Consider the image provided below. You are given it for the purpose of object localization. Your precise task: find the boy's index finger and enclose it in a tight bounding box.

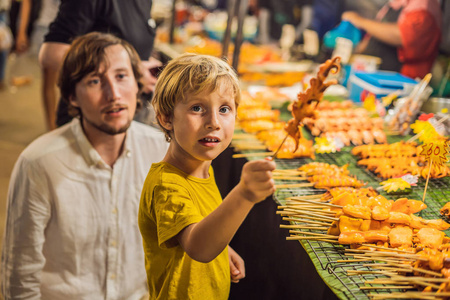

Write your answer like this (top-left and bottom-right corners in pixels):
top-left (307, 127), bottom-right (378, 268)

top-left (247, 159), bottom-right (276, 172)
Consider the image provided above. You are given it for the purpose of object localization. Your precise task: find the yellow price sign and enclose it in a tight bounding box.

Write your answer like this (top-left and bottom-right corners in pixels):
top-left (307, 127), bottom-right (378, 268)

top-left (420, 140), bottom-right (449, 167)
top-left (410, 120), bottom-right (440, 143)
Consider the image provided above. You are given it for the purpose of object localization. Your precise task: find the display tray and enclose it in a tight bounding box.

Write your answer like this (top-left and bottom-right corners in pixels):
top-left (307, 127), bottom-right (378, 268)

top-left (271, 148), bottom-right (450, 300)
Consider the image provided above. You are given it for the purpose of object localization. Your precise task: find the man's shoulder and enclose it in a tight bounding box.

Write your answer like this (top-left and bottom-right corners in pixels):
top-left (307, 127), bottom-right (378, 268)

top-left (129, 122), bottom-right (167, 145)
top-left (21, 123), bottom-right (75, 161)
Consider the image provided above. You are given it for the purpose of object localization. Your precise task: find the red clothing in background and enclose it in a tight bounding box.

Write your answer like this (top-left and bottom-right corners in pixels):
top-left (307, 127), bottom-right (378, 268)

top-left (378, 0), bottom-right (441, 79)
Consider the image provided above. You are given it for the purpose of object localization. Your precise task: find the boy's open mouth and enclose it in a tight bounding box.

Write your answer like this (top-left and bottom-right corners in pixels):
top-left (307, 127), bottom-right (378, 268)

top-left (200, 137), bottom-right (219, 142)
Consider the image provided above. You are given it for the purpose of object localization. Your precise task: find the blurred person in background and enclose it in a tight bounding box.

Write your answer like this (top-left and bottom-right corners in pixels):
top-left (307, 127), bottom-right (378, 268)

top-left (0, 0), bottom-right (10, 89)
top-left (1, 32), bottom-right (168, 300)
top-left (342, 0), bottom-right (442, 79)
top-left (39, 0), bottom-right (160, 131)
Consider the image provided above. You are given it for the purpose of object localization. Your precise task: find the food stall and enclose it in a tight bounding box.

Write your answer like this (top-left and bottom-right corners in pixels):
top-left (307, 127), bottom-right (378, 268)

top-left (153, 5), bottom-right (450, 298)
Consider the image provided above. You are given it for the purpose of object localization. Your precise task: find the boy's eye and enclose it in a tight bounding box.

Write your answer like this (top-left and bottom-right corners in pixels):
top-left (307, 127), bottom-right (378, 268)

top-left (117, 73), bottom-right (127, 79)
top-left (219, 106), bottom-right (231, 113)
top-left (191, 106), bottom-right (203, 112)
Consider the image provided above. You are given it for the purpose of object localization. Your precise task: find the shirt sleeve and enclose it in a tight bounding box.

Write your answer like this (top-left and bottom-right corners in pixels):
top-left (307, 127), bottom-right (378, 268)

top-left (1, 157), bottom-right (51, 299)
top-left (44, 0), bottom-right (98, 44)
top-left (152, 183), bottom-right (204, 249)
top-left (398, 10), bottom-right (441, 62)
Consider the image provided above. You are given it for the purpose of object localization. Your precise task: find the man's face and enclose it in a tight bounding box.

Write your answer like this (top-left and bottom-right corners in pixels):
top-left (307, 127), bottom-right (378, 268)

top-left (70, 44), bottom-right (138, 137)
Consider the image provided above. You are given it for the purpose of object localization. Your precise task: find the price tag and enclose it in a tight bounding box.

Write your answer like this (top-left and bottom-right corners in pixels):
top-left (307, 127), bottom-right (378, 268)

top-left (410, 120), bottom-right (440, 143)
top-left (420, 140), bottom-right (449, 167)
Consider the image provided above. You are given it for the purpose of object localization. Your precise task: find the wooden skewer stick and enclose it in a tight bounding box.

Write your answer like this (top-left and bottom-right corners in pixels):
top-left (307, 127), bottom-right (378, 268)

top-left (359, 285), bottom-right (415, 290)
top-left (368, 277), bottom-right (441, 290)
top-left (346, 270), bottom-right (398, 276)
top-left (288, 230), bottom-right (337, 238)
top-left (279, 206), bottom-right (336, 215)
top-left (360, 244), bottom-right (415, 254)
top-left (287, 194), bottom-right (326, 200)
top-left (233, 145), bottom-right (268, 151)
top-left (276, 211), bottom-right (334, 223)
top-left (370, 293), bottom-right (438, 300)
top-left (336, 259), bottom-right (373, 263)
top-left (286, 236), bottom-right (339, 243)
top-left (232, 152), bottom-right (273, 158)
top-left (283, 202), bottom-right (332, 209)
top-left (273, 169), bottom-right (305, 175)
top-left (282, 208), bottom-right (338, 221)
top-left (389, 276), bottom-right (449, 283)
top-left (347, 250), bottom-right (423, 260)
top-left (280, 225), bottom-right (330, 230)
top-left (287, 197), bottom-right (342, 208)
top-left (282, 217), bottom-right (333, 226)
top-left (273, 176), bottom-right (308, 180)
top-left (271, 132), bottom-right (290, 159)
top-left (350, 255), bottom-right (413, 263)
top-left (276, 183), bottom-right (314, 188)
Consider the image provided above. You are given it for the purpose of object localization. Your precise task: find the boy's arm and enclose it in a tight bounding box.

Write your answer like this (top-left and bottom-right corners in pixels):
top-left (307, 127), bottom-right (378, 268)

top-left (176, 159), bottom-right (276, 263)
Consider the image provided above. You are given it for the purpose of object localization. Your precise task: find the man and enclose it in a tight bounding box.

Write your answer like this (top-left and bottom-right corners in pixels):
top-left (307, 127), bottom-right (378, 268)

top-left (39, 0), bottom-right (160, 130)
top-left (342, 0), bottom-right (441, 79)
top-left (1, 32), bottom-right (168, 299)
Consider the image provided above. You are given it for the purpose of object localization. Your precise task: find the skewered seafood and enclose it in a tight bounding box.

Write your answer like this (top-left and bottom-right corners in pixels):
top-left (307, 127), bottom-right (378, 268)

top-left (273, 57), bottom-right (341, 156)
top-left (440, 202), bottom-right (450, 217)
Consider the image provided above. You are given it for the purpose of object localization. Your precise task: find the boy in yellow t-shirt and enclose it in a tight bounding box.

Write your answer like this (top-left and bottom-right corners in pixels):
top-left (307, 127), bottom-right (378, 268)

top-left (138, 53), bottom-right (276, 300)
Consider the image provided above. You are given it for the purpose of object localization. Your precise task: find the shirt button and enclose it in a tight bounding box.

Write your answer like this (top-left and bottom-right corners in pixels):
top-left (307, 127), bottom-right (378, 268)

top-left (112, 208), bottom-right (117, 214)
top-left (126, 151), bottom-right (131, 158)
top-left (111, 240), bottom-right (117, 247)
top-left (110, 274), bottom-right (116, 279)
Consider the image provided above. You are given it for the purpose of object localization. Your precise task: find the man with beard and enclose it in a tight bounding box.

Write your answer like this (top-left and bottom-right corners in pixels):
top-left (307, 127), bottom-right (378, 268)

top-left (1, 32), bottom-right (168, 300)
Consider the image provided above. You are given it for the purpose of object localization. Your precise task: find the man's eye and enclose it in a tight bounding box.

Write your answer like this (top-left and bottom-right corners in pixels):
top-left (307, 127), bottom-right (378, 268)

top-left (117, 73), bottom-right (127, 79)
top-left (88, 79), bottom-right (100, 85)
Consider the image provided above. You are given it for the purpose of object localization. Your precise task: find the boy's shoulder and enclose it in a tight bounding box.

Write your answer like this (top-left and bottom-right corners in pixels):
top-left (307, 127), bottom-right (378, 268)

top-left (149, 162), bottom-right (189, 186)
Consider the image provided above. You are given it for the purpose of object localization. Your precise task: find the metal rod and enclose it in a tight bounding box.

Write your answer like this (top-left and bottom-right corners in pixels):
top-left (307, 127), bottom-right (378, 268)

top-left (169, 0), bottom-right (177, 44)
top-left (222, 0), bottom-right (237, 58)
top-left (232, 0), bottom-right (248, 71)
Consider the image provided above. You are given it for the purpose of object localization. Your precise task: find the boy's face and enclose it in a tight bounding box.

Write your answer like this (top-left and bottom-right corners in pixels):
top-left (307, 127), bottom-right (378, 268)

top-left (70, 44), bottom-right (138, 137)
top-left (166, 84), bottom-right (236, 163)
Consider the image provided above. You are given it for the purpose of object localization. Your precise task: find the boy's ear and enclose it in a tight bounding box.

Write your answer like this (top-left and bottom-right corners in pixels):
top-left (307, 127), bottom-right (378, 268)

top-left (157, 113), bottom-right (173, 131)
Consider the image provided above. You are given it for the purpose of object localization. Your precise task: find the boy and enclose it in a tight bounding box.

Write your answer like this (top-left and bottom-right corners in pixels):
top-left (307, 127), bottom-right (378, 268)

top-left (138, 53), bottom-right (276, 299)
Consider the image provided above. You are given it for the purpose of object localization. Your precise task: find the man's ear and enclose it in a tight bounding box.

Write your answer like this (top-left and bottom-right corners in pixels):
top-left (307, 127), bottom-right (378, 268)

top-left (69, 95), bottom-right (80, 108)
top-left (157, 113), bottom-right (173, 131)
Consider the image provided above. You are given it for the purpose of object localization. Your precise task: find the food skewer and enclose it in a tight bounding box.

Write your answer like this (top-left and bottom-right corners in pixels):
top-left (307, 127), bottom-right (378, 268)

top-left (232, 152), bottom-right (273, 158)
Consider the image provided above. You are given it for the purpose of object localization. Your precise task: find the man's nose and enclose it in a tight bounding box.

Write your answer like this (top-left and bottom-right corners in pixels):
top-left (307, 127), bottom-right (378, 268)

top-left (103, 78), bottom-right (121, 101)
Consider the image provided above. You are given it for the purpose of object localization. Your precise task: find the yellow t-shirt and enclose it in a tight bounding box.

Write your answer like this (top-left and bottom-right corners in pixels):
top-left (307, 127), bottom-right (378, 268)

top-left (138, 162), bottom-right (230, 300)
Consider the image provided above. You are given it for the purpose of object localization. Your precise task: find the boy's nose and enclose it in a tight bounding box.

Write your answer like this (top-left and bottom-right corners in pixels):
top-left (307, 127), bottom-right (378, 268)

top-left (206, 111), bottom-right (220, 129)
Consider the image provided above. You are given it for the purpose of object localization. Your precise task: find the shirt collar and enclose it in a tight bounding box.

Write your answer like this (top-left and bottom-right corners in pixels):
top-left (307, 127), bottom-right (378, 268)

top-left (70, 118), bottom-right (133, 167)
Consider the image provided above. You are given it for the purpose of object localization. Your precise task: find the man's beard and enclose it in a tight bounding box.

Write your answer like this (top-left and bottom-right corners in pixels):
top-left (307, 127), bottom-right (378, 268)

top-left (83, 116), bottom-right (132, 135)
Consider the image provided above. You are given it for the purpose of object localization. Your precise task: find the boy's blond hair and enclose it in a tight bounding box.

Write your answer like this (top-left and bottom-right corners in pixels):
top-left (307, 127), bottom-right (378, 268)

top-left (152, 53), bottom-right (241, 142)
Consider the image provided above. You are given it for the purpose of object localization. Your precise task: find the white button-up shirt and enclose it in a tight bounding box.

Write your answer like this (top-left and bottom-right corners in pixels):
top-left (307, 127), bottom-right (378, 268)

top-left (1, 119), bottom-right (168, 300)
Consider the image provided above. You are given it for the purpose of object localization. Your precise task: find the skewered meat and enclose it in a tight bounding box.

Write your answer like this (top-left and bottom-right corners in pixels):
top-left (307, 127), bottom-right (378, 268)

top-left (388, 226), bottom-right (413, 247)
top-left (417, 228), bottom-right (445, 249)
top-left (342, 204), bottom-right (372, 220)
top-left (391, 198), bottom-right (427, 214)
